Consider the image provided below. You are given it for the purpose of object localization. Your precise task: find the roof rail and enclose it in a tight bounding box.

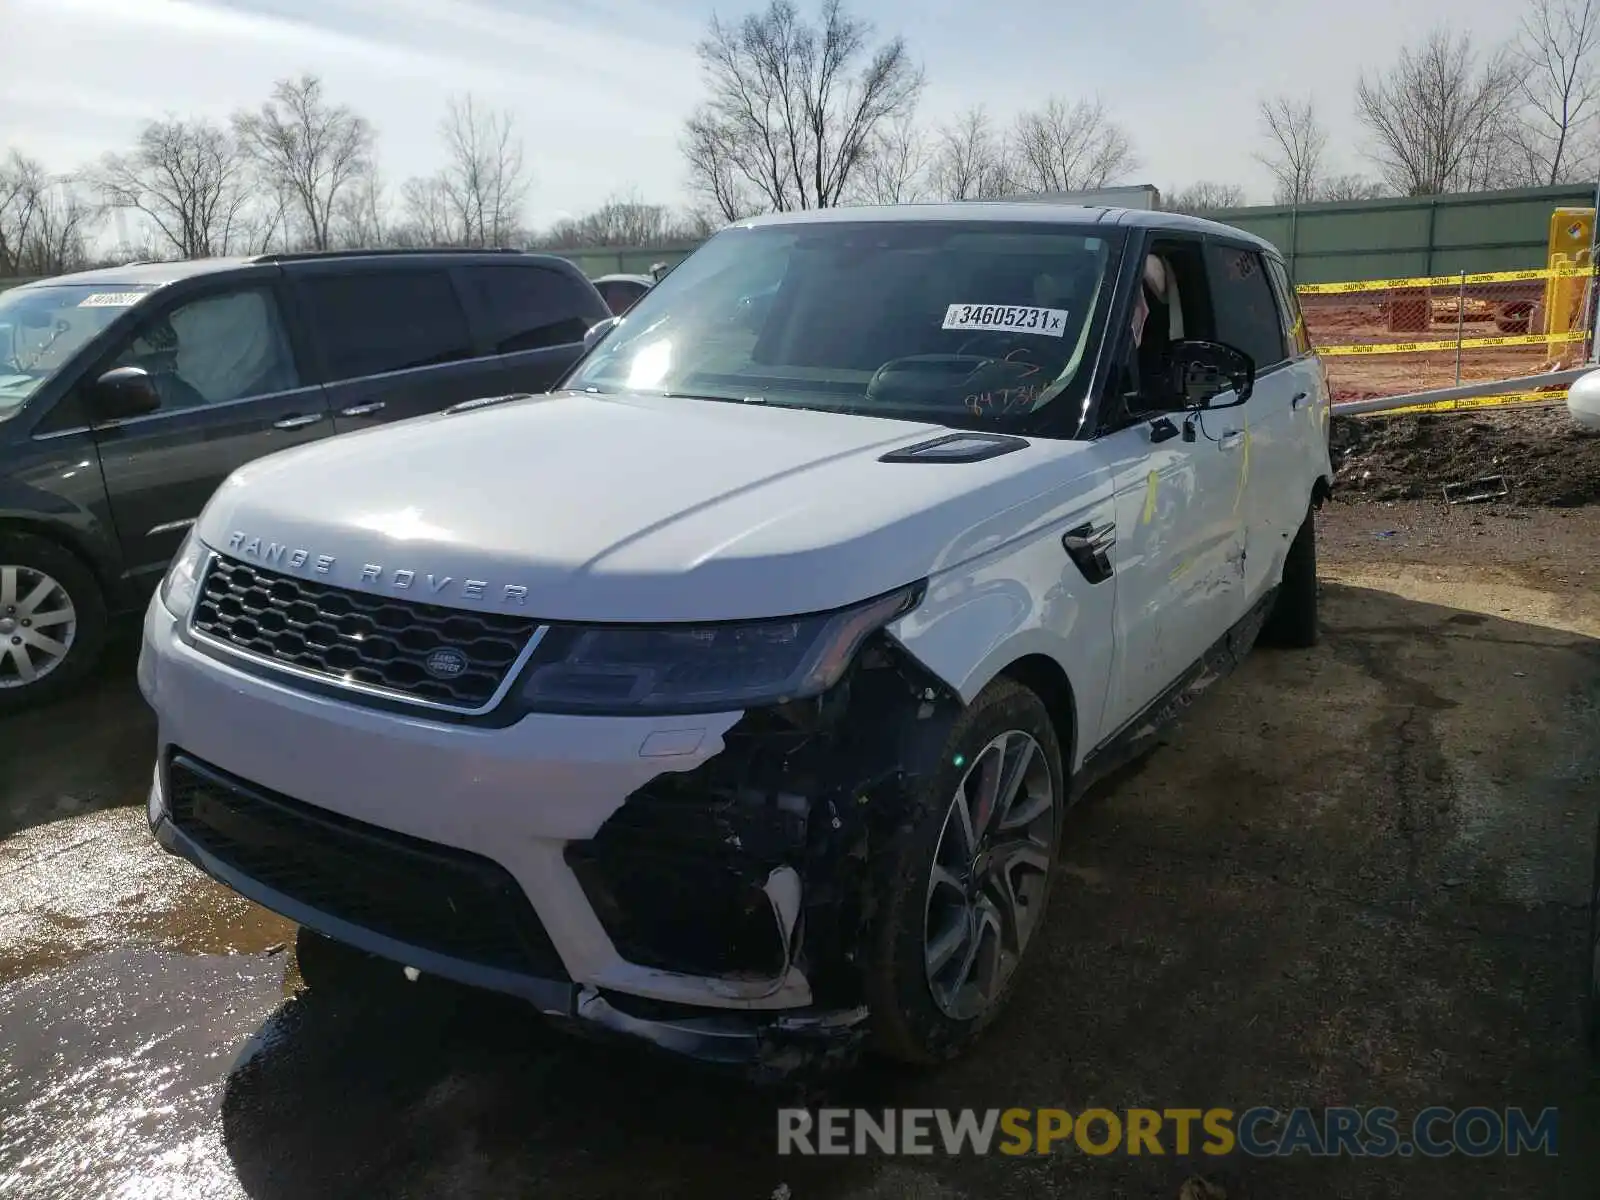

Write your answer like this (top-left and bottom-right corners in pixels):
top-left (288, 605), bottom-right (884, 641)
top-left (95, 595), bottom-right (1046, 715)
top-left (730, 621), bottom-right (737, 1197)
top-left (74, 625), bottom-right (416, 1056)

top-left (248, 247), bottom-right (526, 264)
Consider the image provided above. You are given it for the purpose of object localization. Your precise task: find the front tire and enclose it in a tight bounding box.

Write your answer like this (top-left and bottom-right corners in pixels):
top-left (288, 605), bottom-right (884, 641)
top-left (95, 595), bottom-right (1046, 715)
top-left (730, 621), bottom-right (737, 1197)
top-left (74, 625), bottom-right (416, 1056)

top-left (0, 533), bottom-right (107, 712)
top-left (867, 678), bottom-right (1065, 1065)
top-left (1260, 505), bottom-right (1319, 649)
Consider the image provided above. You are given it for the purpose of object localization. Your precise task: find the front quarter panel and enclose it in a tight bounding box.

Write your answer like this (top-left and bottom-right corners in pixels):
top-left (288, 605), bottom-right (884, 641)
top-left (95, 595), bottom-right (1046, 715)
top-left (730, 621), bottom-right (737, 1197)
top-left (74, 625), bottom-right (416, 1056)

top-left (0, 425), bottom-right (121, 595)
top-left (887, 448), bottom-right (1120, 771)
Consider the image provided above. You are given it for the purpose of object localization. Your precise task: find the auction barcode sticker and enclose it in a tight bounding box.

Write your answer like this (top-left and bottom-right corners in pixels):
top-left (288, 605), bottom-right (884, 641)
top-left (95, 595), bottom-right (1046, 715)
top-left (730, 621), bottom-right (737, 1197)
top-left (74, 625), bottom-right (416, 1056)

top-left (78, 292), bottom-right (145, 308)
top-left (942, 304), bottom-right (1068, 337)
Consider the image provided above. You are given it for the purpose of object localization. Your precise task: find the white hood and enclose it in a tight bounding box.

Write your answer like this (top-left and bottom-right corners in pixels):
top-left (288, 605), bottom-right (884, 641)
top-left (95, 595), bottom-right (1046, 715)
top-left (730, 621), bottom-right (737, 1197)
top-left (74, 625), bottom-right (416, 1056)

top-left (196, 391), bottom-right (1101, 622)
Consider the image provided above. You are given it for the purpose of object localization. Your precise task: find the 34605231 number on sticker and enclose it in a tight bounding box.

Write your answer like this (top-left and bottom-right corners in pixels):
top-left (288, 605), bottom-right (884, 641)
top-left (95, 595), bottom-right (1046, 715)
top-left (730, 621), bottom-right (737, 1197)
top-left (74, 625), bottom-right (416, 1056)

top-left (77, 293), bottom-right (146, 308)
top-left (942, 304), bottom-right (1069, 337)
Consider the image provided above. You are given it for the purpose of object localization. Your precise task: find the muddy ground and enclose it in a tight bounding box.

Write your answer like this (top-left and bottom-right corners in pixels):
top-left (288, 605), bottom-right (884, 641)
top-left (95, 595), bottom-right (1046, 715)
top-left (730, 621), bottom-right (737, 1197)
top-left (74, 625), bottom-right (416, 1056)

top-left (1331, 407), bottom-right (1600, 507)
top-left (2, 499), bottom-right (1599, 1200)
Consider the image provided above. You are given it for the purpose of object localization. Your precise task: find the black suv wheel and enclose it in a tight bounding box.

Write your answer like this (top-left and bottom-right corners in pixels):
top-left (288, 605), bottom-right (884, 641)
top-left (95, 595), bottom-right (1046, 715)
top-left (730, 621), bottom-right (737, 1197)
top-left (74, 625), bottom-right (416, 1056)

top-left (0, 533), bottom-right (107, 712)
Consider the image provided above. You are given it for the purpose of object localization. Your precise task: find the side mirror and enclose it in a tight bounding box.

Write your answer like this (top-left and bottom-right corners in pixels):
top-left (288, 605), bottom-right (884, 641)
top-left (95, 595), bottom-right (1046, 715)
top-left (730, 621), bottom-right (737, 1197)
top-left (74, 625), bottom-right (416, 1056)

top-left (87, 366), bottom-right (162, 421)
top-left (583, 316), bottom-right (620, 354)
top-left (1169, 340), bottom-right (1254, 408)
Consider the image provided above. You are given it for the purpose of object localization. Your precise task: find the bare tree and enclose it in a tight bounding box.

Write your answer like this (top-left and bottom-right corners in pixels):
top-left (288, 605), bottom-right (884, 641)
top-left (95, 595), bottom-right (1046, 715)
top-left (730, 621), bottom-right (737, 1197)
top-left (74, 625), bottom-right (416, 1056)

top-left (1010, 96), bottom-right (1138, 194)
top-left (537, 191), bottom-right (699, 248)
top-left (25, 182), bottom-right (93, 275)
top-left (682, 0), bottom-right (924, 219)
top-left (926, 106), bottom-right (1015, 200)
top-left (0, 151), bottom-right (46, 276)
top-left (1355, 28), bottom-right (1525, 195)
top-left (850, 115), bottom-right (929, 203)
top-left (1, 152), bottom-right (93, 276)
top-left (1256, 95), bottom-right (1328, 205)
top-left (1166, 181), bottom-right (1246, 214)
top-left (233, 74), bottom-right (375, 250)
top-left (394, 176), bottom-right (458, 247)
top-left (1508, 0), bottom-right (1600, 184)
top-left (436, 95), bottom-right (530, 247)
top-left (331, 169), bottom-right (389, 249)
top-left (1319, 173), bottom-right (1389, 201)
top-left (92, 118), bottom-right (250, 259)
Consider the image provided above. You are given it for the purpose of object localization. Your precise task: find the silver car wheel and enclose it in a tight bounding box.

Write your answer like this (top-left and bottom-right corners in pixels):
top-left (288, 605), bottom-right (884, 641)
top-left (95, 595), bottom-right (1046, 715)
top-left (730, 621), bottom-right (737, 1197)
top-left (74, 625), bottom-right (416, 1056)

top-left (0, 565), bottom-right (78, 689)
top-left (923, 729), bottom-right (1057, 1022)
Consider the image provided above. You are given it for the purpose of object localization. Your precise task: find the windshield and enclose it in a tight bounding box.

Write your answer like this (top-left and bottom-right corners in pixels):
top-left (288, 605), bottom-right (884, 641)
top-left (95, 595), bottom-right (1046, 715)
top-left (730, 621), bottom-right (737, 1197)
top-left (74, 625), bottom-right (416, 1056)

top-left (565, 221), bottom-right (1124, 432)
top-left (0, 283), bottom-right (154, 421)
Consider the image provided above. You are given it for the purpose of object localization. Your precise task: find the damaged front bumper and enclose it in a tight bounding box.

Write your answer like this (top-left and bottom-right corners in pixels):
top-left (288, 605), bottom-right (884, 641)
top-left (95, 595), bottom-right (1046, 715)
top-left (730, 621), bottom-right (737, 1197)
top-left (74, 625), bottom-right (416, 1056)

top-left (142, 589), bottom-right (963, 1076)
top-left (148, 765), bottom-right (869, 1076)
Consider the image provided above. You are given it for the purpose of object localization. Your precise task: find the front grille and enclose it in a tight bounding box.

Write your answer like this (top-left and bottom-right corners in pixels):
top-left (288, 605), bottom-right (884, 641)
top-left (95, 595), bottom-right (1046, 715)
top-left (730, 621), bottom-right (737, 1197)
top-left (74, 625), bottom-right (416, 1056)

top-left (191, 554), bottom-right (539, 710)
top-left (166, 753), bottom-right (569, 980)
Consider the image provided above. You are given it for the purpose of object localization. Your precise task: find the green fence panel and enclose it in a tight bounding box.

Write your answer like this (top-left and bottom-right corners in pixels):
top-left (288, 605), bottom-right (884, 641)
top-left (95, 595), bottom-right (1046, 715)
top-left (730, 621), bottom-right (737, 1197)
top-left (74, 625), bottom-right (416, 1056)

top-left (1215, 183), bottom-right (1596, 284)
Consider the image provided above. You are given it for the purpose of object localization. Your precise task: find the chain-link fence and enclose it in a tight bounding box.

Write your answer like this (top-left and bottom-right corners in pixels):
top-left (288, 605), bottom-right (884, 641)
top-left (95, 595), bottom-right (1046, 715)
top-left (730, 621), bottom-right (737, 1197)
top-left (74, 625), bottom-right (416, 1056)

top-left (1299, 263), bottom-right (1595, 405)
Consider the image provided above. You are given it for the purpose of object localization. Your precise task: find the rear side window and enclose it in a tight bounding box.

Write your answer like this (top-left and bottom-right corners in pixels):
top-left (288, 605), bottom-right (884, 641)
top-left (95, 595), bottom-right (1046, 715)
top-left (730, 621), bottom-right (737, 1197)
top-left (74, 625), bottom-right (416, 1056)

top-left (459, 265), bottom-right (600, 354)
top-left (299, 270), bottom-right (473, 382)
top-left (1264, 257), bottom-right (1313, 355)
top-left (1206, 245), bottom-right (1289, 371)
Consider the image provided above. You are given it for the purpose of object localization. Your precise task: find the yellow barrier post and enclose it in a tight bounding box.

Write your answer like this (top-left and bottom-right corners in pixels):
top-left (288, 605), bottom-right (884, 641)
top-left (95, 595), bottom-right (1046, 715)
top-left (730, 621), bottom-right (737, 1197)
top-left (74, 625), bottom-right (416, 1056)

top-left (1546, 208), bottom-right (1594, 357)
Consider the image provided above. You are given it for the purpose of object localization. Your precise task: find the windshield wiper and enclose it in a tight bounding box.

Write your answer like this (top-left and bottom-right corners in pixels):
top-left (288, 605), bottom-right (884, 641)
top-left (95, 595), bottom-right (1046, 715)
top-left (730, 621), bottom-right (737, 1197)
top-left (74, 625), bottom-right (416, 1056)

top-left (660, 391), bottom-right (764, 404)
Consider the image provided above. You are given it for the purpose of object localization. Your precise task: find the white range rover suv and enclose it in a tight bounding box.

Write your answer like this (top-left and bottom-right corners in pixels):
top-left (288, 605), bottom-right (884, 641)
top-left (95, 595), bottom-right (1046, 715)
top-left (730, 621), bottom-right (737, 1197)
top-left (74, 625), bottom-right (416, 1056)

top-left (139, 204), bottom-right (1333, 1072)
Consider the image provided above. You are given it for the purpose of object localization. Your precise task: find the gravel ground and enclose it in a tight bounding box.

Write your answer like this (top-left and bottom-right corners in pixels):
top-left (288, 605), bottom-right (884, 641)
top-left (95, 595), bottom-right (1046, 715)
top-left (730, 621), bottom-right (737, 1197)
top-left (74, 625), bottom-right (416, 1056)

top-left (1, 500), bottom-right (1597, 1200)
top-left (1330, 408), bottom-right (1600, 507)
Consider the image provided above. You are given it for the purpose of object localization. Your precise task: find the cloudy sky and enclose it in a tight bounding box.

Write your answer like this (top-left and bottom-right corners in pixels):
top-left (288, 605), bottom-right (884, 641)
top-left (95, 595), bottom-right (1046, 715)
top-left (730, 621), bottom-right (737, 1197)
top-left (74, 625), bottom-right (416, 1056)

top-left (2, 0), bottom-right (1533, 229)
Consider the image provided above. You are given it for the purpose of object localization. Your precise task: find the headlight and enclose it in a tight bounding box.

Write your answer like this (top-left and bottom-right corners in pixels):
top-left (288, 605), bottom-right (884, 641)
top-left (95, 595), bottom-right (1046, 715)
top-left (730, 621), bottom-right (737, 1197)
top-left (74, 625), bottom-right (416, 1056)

top-left (518, 585), bottom-right (921, 715)
top-left (157, 532), bottom-right (207, 617)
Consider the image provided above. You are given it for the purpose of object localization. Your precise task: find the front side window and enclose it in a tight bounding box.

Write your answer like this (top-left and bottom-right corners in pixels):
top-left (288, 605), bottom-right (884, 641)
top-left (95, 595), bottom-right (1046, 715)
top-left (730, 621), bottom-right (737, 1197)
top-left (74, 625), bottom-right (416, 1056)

top-left (1207, 245), bottom-right (1289, 371)
top-left (0, 284), bottom-right (155, 421)
top-left (565, 221), bottom-right (1126, 433)
top-left (299, 269), bottom-right (473, 382)
top-left (108, 286), bottom-right (299, 411)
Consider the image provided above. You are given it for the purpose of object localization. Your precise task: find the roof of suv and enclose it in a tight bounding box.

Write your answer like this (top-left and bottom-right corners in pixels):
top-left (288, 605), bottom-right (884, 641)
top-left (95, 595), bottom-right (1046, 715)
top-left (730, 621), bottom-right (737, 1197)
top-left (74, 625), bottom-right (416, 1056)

top-left (735, 203), bottom-right (1279, 256)
top-left (17, 248), bottom-right (581, 291)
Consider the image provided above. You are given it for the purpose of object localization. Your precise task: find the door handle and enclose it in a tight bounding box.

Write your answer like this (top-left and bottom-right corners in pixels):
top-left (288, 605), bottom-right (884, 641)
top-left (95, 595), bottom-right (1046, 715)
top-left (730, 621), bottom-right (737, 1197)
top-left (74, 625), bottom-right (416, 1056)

top-left (1291, 391), bottom-right (1309, 409)
top-left (1218, 430), bottom-right (1245, 450)
top-left (339, 401), bottom-right (386, 417)
top-left (272, 413), bottom-right (326, 430)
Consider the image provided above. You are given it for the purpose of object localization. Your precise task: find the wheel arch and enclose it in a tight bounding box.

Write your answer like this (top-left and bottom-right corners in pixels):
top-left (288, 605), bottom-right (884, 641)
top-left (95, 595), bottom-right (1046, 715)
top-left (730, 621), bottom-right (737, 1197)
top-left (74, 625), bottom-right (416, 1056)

top-left (0, 516), bottom-right (117, 605)
top-left (997, 653), bottom-right (1078, 777)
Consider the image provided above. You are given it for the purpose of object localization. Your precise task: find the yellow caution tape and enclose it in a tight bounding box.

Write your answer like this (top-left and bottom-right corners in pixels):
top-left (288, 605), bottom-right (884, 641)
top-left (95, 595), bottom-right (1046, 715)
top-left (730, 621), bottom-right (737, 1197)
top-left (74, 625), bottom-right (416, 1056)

top-left (1359, 389), bottom-right (1569, 417)
top-left (1316, 330), bottom-right (1589, 356)
top-left (1297, 264), bottom-right (1596, 295)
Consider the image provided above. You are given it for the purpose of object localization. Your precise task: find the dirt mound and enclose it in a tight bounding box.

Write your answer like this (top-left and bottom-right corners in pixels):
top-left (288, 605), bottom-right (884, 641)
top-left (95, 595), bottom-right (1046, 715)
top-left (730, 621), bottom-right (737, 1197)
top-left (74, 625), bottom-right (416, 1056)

top-left (1329, 405), bottom-right (1600, 507)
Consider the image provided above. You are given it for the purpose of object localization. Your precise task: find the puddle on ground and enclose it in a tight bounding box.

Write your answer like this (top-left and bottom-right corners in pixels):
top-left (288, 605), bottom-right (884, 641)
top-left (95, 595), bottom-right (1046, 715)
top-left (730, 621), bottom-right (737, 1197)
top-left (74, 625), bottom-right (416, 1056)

top-left (0, 947), bottom-right (286, 1200)
top-left (0, 808), bottom-right (293, 984)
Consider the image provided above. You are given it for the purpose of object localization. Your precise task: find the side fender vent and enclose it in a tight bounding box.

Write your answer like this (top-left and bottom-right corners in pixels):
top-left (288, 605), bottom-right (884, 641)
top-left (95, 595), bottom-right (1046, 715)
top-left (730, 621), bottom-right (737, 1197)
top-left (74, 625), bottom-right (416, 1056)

top-left (1062, 521), bottom-right (1116, 584)
top-left (879, 432), bottom-right (1030, 463)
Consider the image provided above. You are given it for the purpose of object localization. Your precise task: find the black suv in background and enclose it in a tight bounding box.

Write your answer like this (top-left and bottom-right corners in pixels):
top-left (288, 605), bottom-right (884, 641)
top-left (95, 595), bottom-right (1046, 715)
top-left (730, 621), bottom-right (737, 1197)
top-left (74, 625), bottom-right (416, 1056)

top-left (0, 248), bottom-right (610, 709)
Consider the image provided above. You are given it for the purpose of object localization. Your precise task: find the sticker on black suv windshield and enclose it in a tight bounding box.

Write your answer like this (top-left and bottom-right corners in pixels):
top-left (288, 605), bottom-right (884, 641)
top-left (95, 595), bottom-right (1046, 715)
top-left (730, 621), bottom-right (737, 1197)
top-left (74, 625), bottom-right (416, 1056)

top-left (77, 293), bottom-right (145, 308)
top-left (942, 304), bottom-right (1068, 337)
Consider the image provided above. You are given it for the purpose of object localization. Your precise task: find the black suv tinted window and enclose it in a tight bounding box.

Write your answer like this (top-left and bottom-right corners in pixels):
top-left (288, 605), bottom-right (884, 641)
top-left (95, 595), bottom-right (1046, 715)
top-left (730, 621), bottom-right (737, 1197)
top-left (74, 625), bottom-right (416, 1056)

top-left (1206, 244), bottom-right (1288, 370)
top-left (299, 269), bottom-right (473, 382)
top-left (459, 265), bottom-right (598, 353)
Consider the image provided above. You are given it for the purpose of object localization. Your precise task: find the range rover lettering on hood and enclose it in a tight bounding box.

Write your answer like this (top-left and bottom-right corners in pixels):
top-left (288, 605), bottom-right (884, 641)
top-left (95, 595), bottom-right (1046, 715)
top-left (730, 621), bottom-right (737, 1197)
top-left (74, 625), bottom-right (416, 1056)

top-left (225, 530), bottom-right (531, 606)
